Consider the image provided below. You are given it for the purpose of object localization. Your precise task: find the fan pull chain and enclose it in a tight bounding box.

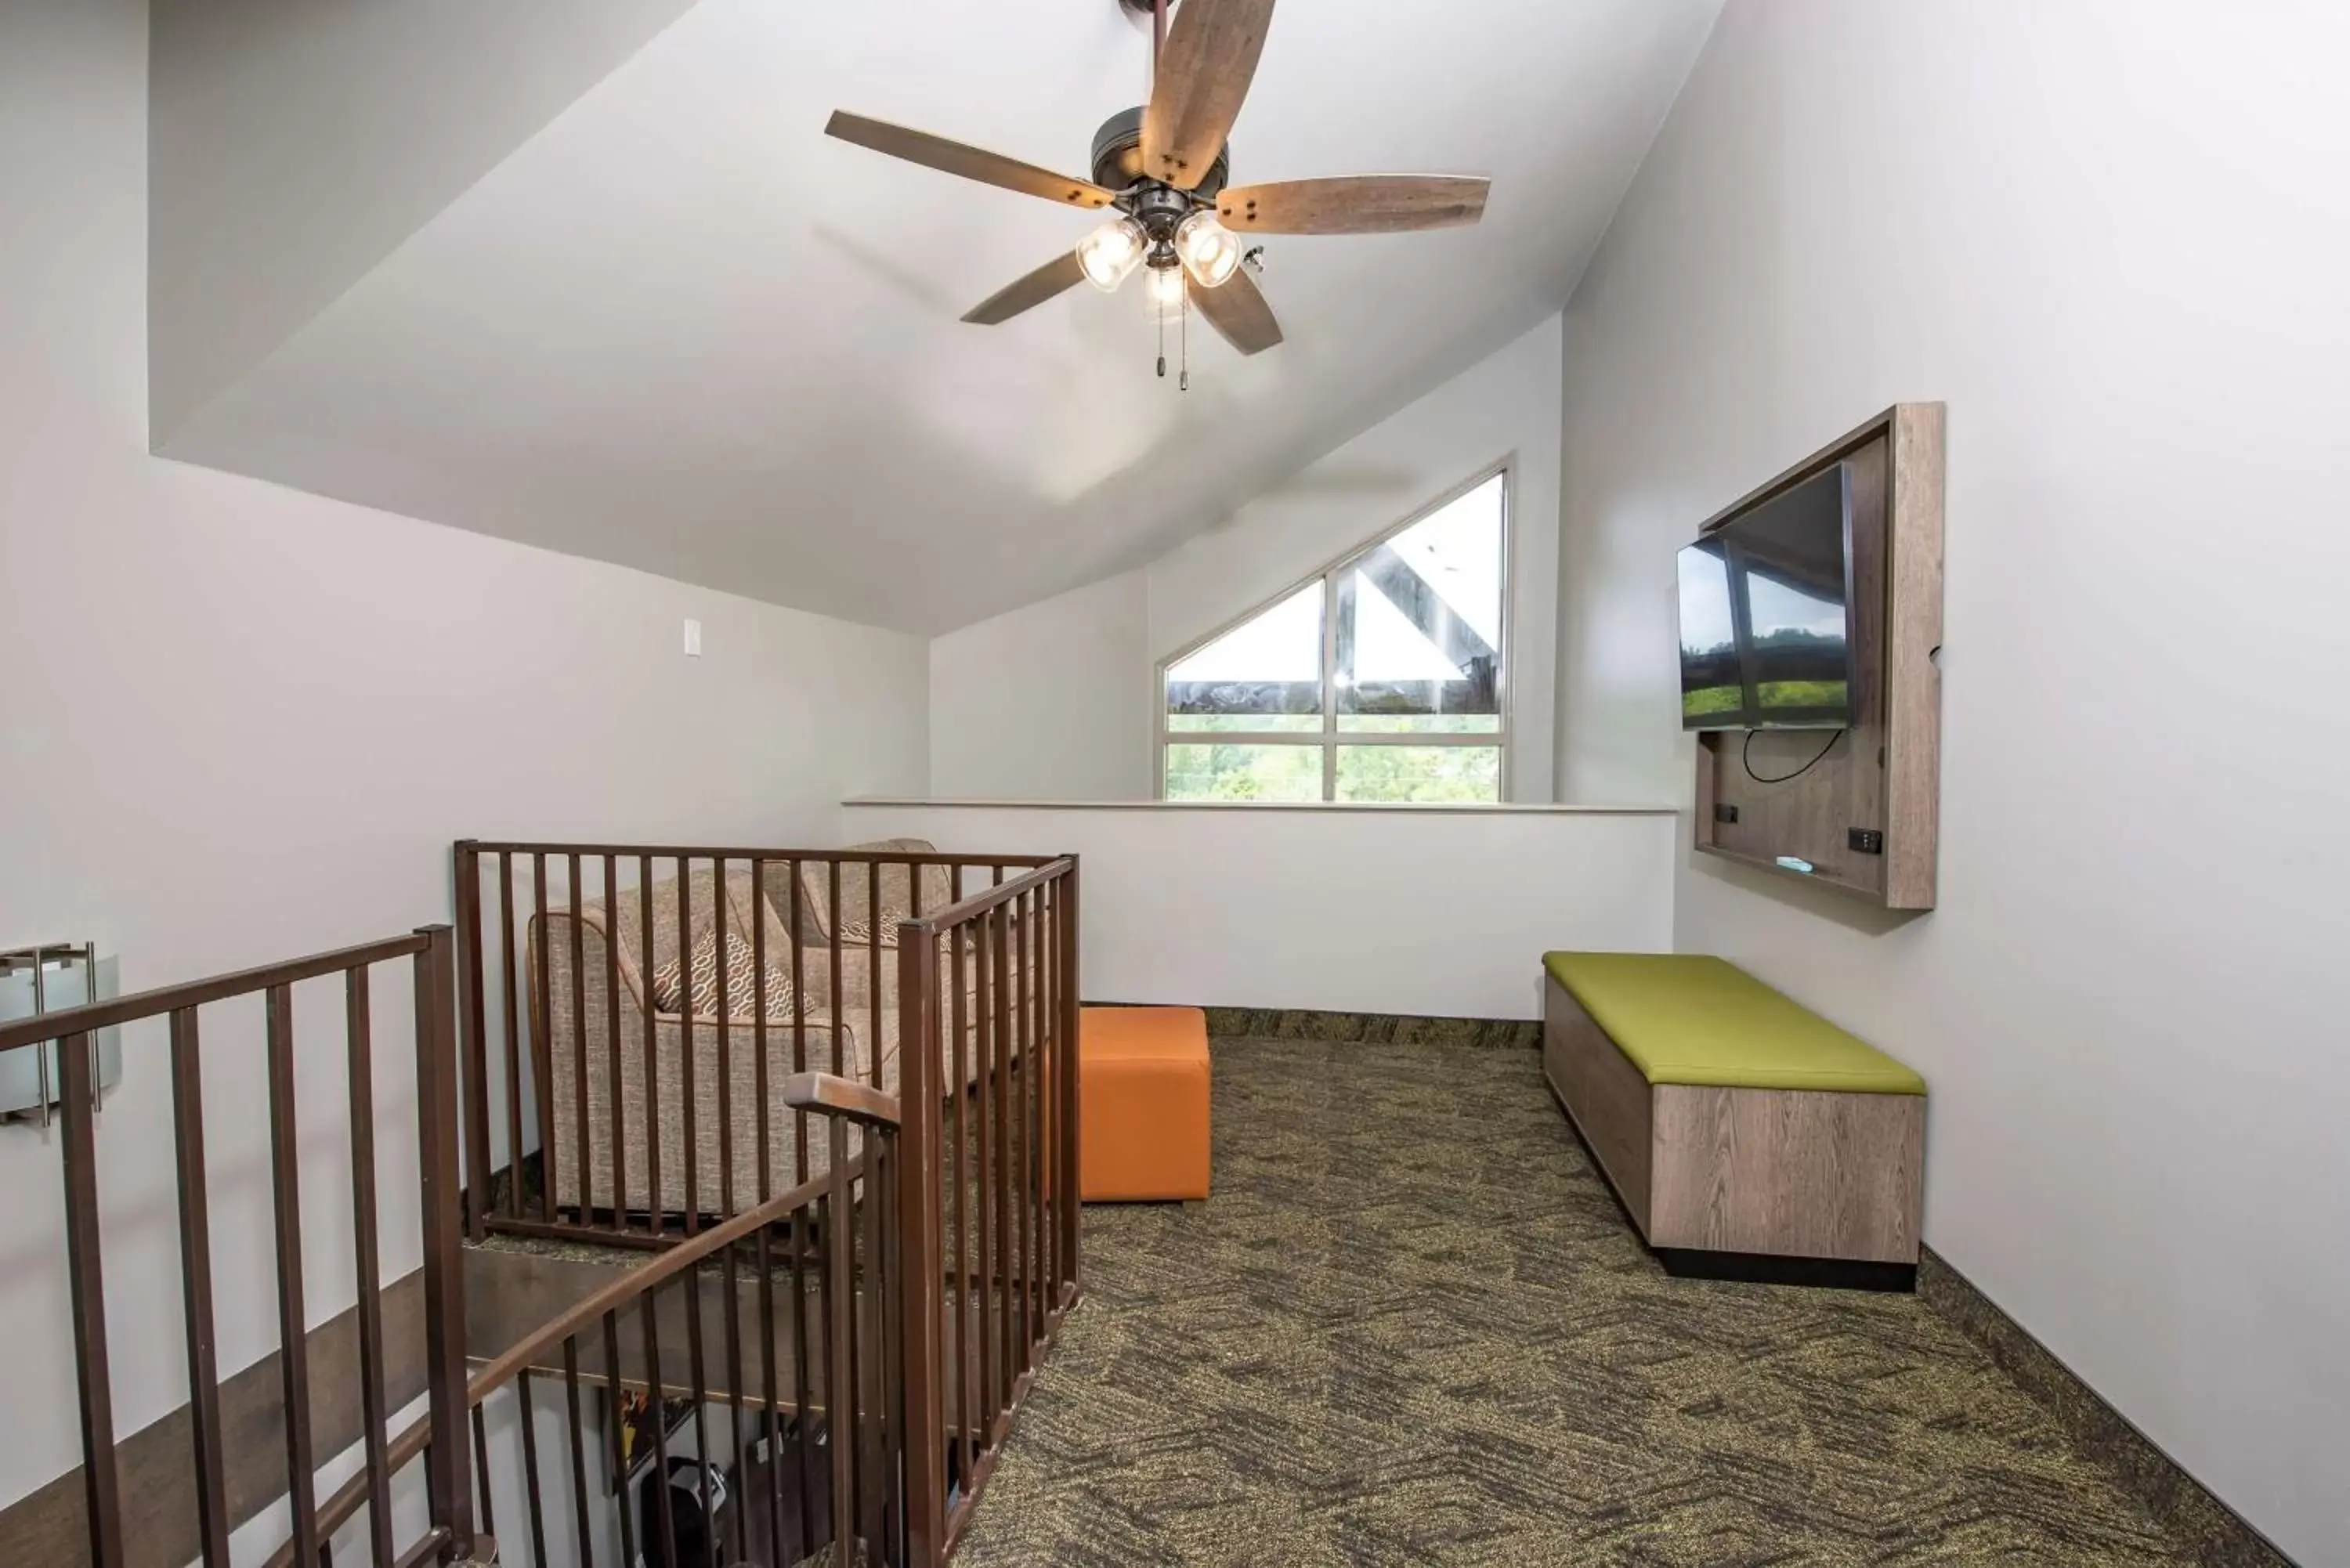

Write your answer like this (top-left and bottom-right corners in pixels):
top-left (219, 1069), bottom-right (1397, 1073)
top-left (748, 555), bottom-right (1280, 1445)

top-left (1156, 288), bottom-right (1166, 378)
top-left (1180, 283), bottom-right (1190, 392)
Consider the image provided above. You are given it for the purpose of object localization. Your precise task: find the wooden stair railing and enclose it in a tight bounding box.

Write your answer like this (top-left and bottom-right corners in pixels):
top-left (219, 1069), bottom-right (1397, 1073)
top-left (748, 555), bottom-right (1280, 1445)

top-left (280, 1072), bottom-right (896, 1568)
top-left (10, 844), bottom-right (1083, 1568)
top-left (0, 929), bottom-right (478, 1568)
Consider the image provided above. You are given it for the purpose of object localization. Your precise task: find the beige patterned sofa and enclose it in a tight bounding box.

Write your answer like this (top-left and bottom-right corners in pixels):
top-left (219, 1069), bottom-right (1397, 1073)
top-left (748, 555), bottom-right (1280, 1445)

top-left (530, 844), bottom-right (1029, 1221)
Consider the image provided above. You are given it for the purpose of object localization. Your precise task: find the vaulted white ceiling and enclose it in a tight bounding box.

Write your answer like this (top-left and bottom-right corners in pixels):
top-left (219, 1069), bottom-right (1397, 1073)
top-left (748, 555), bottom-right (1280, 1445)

top-left (152, 0), bottom-right (1721, 634)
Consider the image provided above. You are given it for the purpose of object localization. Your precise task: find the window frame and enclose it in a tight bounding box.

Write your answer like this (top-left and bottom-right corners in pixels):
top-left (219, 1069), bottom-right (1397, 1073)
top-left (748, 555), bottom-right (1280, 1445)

top-left (1155, 458), bottom-right (1516, 803)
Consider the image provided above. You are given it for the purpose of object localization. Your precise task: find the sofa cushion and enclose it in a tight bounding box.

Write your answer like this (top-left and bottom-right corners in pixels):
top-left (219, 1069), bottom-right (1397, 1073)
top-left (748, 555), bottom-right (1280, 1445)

top-left (1542, 952), bottom-right (1925, 1096)
top-left (794, 839), bottom-right (956, 947)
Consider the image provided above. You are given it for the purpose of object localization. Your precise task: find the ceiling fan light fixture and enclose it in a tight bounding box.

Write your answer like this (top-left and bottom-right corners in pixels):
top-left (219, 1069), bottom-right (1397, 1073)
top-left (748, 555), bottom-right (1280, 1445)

top-left (1076, 215), bottom-right (1147, 291)
top-left (1174, 211), bottom-right (1242, 288)
top-left (1144, 260), bottom-right (1188, 313)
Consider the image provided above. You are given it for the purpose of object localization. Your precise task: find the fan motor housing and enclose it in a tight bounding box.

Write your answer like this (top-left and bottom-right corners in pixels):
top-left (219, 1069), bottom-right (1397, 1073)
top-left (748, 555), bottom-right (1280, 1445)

top-left (1090, 107), bottom-right (1228, 204)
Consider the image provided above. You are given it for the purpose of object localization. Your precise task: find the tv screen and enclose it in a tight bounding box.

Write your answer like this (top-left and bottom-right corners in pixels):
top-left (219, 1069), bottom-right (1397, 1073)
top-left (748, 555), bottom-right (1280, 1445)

top-left (1678, 464), bottom-right (1856, 730)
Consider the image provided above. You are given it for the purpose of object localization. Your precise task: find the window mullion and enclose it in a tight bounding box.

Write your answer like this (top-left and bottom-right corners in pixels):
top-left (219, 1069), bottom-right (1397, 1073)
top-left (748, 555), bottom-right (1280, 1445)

top-left (1321, 569), bottom-right (1341, 801)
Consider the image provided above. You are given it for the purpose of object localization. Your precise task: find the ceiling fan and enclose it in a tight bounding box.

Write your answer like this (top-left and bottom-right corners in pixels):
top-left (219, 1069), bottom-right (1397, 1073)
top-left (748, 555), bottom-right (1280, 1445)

top-left (824, 0), bottom-right (1489, 378)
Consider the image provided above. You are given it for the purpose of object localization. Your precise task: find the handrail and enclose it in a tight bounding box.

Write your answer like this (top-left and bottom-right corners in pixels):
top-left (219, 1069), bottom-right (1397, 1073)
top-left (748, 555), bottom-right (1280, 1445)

top-left (898, 858), bottom-right (1074, 931)
top-left (465, 1171), bottom-right (832, 1399)
top-left (780, 1070), bottom-right (902, 1129)
top-left (0, 932), bottom-right (431, 1052)
top-left (278, 1164), bottom-right (843, 1568)
top-left (457, 837), bottom-right (1060, 867)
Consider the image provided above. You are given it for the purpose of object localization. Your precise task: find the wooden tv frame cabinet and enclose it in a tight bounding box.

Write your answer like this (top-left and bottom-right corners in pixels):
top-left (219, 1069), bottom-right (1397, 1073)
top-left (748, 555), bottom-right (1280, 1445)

top-left (1691, 403), bottom-right (1946, 910)
top-left (1544, 975), bottom-right (1924, 1288)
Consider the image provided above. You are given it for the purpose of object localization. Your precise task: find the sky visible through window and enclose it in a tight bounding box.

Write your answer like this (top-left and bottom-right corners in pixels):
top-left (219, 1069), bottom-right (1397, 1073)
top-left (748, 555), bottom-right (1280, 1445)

top-left (1168, 582), bottom-right (1321, 683)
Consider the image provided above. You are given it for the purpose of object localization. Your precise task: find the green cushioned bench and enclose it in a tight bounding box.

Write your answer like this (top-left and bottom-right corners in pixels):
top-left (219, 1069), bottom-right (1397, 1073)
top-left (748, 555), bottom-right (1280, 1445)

top-left (1541, 951), bottom-right (1927, 1288)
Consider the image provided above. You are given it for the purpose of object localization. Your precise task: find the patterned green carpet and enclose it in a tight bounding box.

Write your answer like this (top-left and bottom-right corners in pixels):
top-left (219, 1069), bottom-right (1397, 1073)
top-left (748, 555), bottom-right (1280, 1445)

top-left (953, 1036), bottom-right (2197, 1566)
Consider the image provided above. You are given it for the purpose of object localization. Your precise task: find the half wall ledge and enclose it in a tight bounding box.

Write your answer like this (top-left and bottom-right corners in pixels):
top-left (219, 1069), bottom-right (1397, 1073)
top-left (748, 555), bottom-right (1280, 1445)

top-left (843, 797), bottom-right (1679, 815)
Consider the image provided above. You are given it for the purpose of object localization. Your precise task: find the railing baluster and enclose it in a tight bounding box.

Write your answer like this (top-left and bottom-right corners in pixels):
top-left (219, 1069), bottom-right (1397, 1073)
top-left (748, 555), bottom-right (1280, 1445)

top-left (415, 926), bottom-right (476, 1559)
top-left (570, 851), bottom-right (591, 1229)
top-left (606, 854), bottom-right (627, 1237)
top-left (679, 855), bottom-right (700, 1234)
top-left (345, 969), bottom-right (396, 1568)
top-left (683, 1248), bottom-right (716, 1568)
top-left (1030, 886), bottom-right (1048, 1342)
top-left (455, 844), bottom-right (492, 1243)
top-left (641, 854), bottom-right (662, 1241)
top-left (58, 1029), bottom-right (125, 1568)
top-left (515, 1371), bottom-right (548, 1566)
top-left (1061, 859), bottom-right (1083, 1298)
top-left (1039, 883), bottom-right (1057, 1312)
top-left (899, 921), bottom-right (946, 1565)
top-left (859, 1124), bottom-right (886, 1563)
top-left (788, 892), bottom-right (817, 1564)
top-left (951, 903), bottom-right (974, 1496)
top-left (168, 1008), bottom-right (232, 1567)
top-left (265, 985), bottom-right (321, 1566)
top-left (499, 851), bottom-right (524, 1223)
top-left (712, 854), bottom-right (750, 1567)
top-left (825, 1117), bottom-right (856, 1568)
top-left (602, 1312), bottom-right (638, 1568)
top-left (1016, 887), bottom-right (1035, 1355)
top-left (829, 862), bottom-right (844, 1086)
top-left (867, 859), bottom-right (883, 1089)
top-left (471, 1405), bottom-right (496, 1541)
top-left (753, 854), bottom-right (772, 1214)
top-left (991, 905), bottom-right (1014, 1420)
top-left (976, 902), bottom-right (1000, 1436)
top-left (719, 1229), bottom-right (750, 1568)
top-left (714, 855), bottom-right (733, 1230)
top-left (790, 857), bottom-right (809, 1186)
top-left (752, 857), bottom-right (789, 1563)
top-left (1022, 890), bottom-right (1039, 1363)
top-left (1011, 894), bottom-right (1033, 1375)
top-left (756, 1206), bottom-right (787, 1566)
top-left (641, 1284), bottom-right (681, 1560)
top-left (533, 854), bottom-right (556, 1223)
top-left (562, 1339), bottom-right (595, 1568)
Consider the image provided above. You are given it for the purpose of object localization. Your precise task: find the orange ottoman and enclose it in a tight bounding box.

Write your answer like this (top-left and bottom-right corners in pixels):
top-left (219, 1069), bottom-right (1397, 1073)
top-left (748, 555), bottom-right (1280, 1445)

top-left (1079, 1007), bottom-right (1211, 1202)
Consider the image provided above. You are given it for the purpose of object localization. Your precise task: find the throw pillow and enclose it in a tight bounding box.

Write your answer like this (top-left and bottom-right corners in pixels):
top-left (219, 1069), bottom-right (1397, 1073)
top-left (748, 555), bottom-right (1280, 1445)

top-left (649, 927), bottom-right (797, 1021)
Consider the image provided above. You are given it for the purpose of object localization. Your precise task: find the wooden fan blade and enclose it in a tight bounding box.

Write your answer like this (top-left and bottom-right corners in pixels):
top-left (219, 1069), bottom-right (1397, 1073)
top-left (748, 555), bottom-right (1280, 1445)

top-left (1217, 175), bottom-right (1490, 234)
top-left (1141, 0), bottom-right (1277, 190)
top-left (1192, 266), bottom-right (1282, 356)
top-left (963, 251), bottom-right (1087, 325)
top-left (826, 110), bottom-right (1117, 209)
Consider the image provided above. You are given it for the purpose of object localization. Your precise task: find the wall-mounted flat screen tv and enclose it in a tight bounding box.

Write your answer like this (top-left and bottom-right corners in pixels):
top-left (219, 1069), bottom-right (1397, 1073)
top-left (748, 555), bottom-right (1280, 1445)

top-left (1677, 463), bottom-right (1856, 730)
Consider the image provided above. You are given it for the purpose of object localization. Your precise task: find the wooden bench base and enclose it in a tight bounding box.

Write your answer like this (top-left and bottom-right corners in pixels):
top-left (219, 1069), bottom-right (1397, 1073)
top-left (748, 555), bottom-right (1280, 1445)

top-left (1543, 975), bottom-right (1923, 1282)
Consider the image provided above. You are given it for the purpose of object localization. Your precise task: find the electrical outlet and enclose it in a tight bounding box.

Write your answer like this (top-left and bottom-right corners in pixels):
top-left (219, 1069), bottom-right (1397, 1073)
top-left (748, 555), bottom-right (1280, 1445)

top-left (1713, 803), bottom-right (1739, 825)
top-left (682, 618), bottom-right (703, 658)
top-left (1848, 828), bottom-right (1884, 854)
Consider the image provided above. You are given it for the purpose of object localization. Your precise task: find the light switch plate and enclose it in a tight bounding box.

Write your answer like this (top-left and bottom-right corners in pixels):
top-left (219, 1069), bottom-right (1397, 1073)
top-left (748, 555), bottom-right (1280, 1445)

top-left (682, 618), bottom-right (703, 657)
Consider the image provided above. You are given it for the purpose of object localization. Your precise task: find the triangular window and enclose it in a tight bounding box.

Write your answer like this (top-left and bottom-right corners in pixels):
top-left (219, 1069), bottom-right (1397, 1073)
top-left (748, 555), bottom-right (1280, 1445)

top-left (1162, 469), bottom-right (1509, 802)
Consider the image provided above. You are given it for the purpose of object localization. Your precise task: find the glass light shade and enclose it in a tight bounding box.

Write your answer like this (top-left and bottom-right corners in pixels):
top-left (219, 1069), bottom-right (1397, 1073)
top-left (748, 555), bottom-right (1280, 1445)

top-left (1174, 211), bottom-right (1242, 288)
top-left (1144, 262), bottom-right (1187, 312)
top-left (1074, 216), bottom-right (1146, 291)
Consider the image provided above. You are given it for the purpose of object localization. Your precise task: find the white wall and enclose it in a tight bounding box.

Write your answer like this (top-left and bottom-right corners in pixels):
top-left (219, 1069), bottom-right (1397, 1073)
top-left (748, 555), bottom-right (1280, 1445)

top-left (929, 316), bottom-right (1567, 803)
top-left (844, 800), bottom-right (1675, 1020)
top-left (1553, 3), bottom-right (2350, 1559)
top-left (0, 0), bottom-right (928, 1522)
top-left (927, 572), bottom-right (1155, 801)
